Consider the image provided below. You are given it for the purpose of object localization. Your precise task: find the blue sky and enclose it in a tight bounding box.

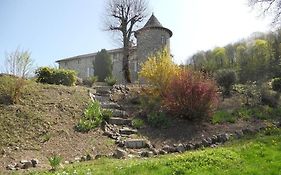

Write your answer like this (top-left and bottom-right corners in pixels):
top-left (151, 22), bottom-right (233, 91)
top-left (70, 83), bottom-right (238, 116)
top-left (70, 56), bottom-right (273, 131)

top-left (0, 0), bottom-right (271, 71)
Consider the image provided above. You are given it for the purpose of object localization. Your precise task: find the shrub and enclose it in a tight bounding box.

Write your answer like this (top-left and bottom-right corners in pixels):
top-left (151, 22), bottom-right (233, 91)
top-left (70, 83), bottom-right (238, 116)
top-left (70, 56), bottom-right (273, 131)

top-left (132, 118), bottom-right (145, 129)
top-left (233, 82), bottom-right (261, 106)
top-left (215, 69), bottom-right (237, 97)
top-left (163, 69), bottom-right (219, 121)
top-left (83, 76), bottom-right (98, 87)
top-left (147, 111), bottom-right (170, 128)
top-left (139, 48), bottom-right (180, 96)
top-left (0, 75), bottom-right (27, 104)
top-left (35, 67), bottom-right (77, 86)
top-left (212, 110), bottom-right (236, 124)
top-left (48, 154), bottom-right (62, 171)
top-left (76, 101), bottom-right (111, 132)
top-left (105, 76), bottom-right (117, 86)
top-left (272, 78), bottom-right (281, 93)
top-left (261, 89), bottom-right (279, 107)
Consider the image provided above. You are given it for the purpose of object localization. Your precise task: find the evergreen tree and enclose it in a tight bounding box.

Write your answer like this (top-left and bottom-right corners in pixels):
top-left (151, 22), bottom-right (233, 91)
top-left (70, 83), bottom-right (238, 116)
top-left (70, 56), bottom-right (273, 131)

top-left (93, 49), bottom-right (112, 82)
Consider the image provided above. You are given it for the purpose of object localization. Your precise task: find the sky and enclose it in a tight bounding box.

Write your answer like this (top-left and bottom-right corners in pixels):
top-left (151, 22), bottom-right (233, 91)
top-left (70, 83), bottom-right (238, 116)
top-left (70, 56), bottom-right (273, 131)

top-left (0, 0), bottom-right (272, 71)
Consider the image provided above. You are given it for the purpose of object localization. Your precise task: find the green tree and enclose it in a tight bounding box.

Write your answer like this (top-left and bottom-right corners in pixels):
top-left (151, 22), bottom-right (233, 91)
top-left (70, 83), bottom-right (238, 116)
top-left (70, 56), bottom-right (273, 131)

top-left (212, 47), bottom-right (228, 70)
top-left (93, 49), bottom-right (112, 82)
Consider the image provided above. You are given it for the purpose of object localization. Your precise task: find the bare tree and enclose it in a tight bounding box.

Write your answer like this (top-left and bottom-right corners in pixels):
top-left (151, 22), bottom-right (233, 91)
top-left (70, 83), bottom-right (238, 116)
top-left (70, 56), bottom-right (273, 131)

top-left (105, 0), bottom-right (148, 83)
top-left (249, 0), bottom-right (281, 26)
top-left (4, 48), bottom-right (34, 78)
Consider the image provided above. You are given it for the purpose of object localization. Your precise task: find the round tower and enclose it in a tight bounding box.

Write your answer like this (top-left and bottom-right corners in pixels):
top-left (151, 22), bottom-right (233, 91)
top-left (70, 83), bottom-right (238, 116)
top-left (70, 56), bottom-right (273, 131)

top-left (135, 13), bottom-right (173, 65)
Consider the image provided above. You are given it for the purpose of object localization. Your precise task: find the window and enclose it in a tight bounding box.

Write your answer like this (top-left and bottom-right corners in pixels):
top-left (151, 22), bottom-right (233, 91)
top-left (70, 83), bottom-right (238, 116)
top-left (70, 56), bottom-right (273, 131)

top-left (134, 62), bottom-right (138, 72)
top-left (161, 35), bottom-right (166, 44)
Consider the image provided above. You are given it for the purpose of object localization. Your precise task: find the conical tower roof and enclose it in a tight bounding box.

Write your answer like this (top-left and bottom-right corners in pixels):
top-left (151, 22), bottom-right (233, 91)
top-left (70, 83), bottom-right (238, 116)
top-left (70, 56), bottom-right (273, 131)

top-left (135, 13), bottom-right (172, 37)
top-left (143, 14), bottom-right (163, 28)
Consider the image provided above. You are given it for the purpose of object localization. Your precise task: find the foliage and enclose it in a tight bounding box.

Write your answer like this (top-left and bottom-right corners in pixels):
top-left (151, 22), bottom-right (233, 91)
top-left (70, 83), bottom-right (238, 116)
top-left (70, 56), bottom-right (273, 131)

top-left (29, 129), bottom-right (281, 175)
top-left (93, 49), bottom-right (112, 82)
top-left (82, 76), bottom-right (98, 87)
top-left (35, 67), bottom-right (77, 86)
top-left (0, 75), bottom-right (27, 104)
top-left (272, 77), bottom-right (281, 93)
top-left (105, 76), bottom-right (117, 86)
top-left (76, 101), bottom-right (111, 132)
top-left (212, 110), bottom-right (236, 124)
top-left (48, 154), bottom-right (62, 171)
top-left (139, 48), bottom-right (180, 96)
top-left (132, 118), bottom-right (145, 129)
top-left (261, 88), bottom-right (279, 107)
top-left (163, 69), bottom-right (219, 121)
top-left (233, 82), bottom-right (261, 106)
top-left (215, 69), bottom-right (237, 96)
top-left (147, 111), bottom-right (170, 128)
top-left (4, 47), bottom-right (34, 78)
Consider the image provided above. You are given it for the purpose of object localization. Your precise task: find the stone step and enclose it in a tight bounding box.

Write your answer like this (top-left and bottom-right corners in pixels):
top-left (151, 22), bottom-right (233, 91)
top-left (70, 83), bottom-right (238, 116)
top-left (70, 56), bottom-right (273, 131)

top-left (94, 95), bottom-right (109, 103)
top-left (94, 86), bottom-right (112, 95)
top-left (119, 128), bottom-right (138, 135)
top-left (108, 117), bottom-right (132, 125)
top-left (124, 139), bottom-right (148, 149)
top-left (100, 102), bottom-right (122, 110)
top-left (110, 109), bottom-right (128, 117)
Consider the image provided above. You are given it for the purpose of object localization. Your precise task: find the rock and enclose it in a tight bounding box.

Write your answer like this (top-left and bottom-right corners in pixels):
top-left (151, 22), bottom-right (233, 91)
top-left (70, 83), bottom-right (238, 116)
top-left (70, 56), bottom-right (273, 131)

top-left (31, 159), bottom-right (39, 167)
top-left (124, 139), bottom-right (148, 149)
top-left (103, 131), bottom-right (114, 137)
top-left (64, 161), bottom-right (70, 164)
top-left (80, 156), bottom-right (87, 162)
top-left (74, 157), bottom-right (81, 162)
top-left (115, 148), bottom-right (127, 159)
top-left (119, 128), bottom-right (138, 135)
top-left (159, 150), bottom-right (167, 155)
top-left (108, 117), bottom-right (132, 125)
top-left (202, 138), bottom-right (212, 147)
top-left (150, 148), bottom-right (159, 155)
top-left (235, 130), bottom-right (244, 139)
top-left (100, 102), bottom-right (121, 110)
top-left (176, 144), bottom-right (185, 153)
top-left (140, 151), bottom-right (154, 157)
top-left (211, 135), bottom-right (219, 144)
top-left (162, 145), bottom-right (177, 153)
top-left (242, 128), bottom-right (256, 135)
top-left (86, 154), bottom-right (93, 161)
top-left (185, 143), bottom-right (195, 150)
top-left (194, 142), bottom-right (203, 149)
top-left (217, 133), bottom-right (230, 143)
top-left (6, 163), bottom-right (16, 170)
top-left (15, 163), bottom-right (25, 169)
top-left (20, 160), bottom-right (33, 169)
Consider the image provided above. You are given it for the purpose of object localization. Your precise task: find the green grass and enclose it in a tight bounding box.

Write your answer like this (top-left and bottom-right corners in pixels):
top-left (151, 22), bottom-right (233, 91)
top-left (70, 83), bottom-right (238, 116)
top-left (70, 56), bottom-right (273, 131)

top-left (212, 110), bottom-right (236, 124)
top-left (28, 128), bottom-right (281, 175)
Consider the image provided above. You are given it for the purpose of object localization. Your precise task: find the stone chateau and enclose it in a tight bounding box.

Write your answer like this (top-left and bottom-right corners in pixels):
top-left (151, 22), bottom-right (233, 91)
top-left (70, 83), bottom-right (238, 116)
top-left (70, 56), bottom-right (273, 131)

top-left (56, 14), bottom-right (172, 83)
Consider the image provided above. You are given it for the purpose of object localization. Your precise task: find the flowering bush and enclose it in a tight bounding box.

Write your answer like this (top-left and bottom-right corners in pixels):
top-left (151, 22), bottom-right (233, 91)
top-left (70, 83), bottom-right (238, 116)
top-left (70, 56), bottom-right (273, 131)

top-left (139, 48), bottom-right (180, 96)
top-left (163, 69), bottom-right (219, 120)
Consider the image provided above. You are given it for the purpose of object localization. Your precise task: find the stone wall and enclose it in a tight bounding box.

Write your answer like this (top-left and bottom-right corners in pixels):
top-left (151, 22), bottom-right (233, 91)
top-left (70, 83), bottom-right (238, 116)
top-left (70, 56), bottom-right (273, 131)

top-left (136, 28), bottom-right (171, 65)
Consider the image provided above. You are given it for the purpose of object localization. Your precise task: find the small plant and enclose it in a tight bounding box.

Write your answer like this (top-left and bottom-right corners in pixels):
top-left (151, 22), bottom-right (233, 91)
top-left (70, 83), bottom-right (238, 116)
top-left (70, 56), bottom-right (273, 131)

top-left (233, 82), bottom-right (261, 106)
top-left (0, 75), bottom-right (27, 104)
top-left (83, 76), bottom-right (98, 87)
top-left (76, 101), bottom-right (112, 132)
top-left (132, 118), bottom-right (145, 129)
top-left (147, 111), bottom-right (170, 128)
top-left (76, 101), bottom-right (103, 132)
top-left (105, 76), bottom-right (117, 86)
top-left (48, 154), bottom-right (62, 171)
top-left (102, 109), bottom-right (113, 121)
top-left (272, 78), bottom-right (281, 93)
top-left (234, 108), bottom-right (252, 120)
top-left (215, 69), bottom-right (237, 97)
top-left (212, 110), bottom-right (236, 124)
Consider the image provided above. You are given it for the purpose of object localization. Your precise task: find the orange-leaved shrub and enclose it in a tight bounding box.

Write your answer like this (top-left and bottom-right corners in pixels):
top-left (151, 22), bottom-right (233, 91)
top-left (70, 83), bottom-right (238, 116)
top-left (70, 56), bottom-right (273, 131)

top-left (163, 69), bottom-right (219, 121)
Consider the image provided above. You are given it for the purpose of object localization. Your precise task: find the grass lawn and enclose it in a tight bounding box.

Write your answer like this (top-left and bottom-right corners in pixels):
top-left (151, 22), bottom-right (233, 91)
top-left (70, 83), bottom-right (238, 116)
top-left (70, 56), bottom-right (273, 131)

top-left (27, 127), bottom-right (281, 175)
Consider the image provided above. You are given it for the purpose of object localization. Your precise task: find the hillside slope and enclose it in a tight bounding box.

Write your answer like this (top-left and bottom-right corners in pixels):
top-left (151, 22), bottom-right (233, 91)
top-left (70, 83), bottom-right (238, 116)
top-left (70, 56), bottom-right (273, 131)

top-left (0, 80), bottom-right (116, 172)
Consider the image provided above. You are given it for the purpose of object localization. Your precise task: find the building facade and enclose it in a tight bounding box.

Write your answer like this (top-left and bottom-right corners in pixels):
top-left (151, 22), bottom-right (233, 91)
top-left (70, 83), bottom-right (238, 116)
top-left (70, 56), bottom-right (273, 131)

top-left (56, 14), bottom-right (172, 83)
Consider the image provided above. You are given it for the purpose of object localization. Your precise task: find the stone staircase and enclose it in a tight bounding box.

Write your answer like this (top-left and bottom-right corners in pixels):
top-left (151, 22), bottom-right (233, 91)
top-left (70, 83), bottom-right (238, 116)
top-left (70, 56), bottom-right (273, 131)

top-left (93, 85), bottom-right (153, 159)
